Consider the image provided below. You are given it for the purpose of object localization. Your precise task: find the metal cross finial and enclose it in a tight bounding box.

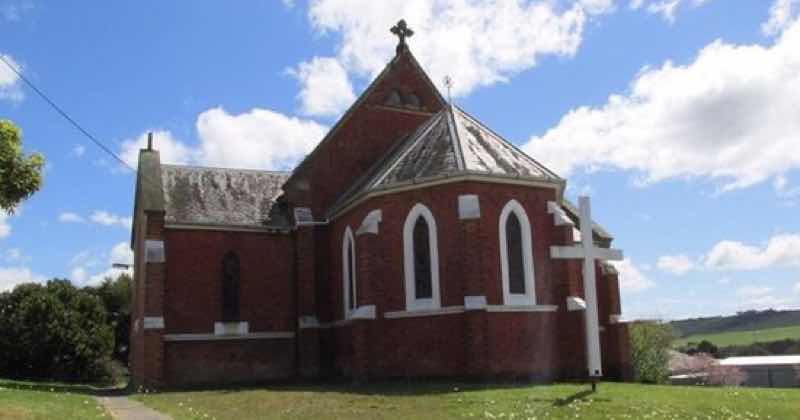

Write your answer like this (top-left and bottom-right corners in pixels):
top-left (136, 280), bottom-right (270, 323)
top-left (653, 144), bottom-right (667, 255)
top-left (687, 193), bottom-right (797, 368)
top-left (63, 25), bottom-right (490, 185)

top-left (390, 19), bottom-right (414, 54)
top-left (444, 75), bottom-right (453, 103)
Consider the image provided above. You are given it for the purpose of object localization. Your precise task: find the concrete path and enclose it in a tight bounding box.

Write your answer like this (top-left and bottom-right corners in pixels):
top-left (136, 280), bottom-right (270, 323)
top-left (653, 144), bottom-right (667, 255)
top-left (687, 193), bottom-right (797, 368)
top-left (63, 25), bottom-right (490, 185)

top-left (96, 396), bottom-right (172, 420)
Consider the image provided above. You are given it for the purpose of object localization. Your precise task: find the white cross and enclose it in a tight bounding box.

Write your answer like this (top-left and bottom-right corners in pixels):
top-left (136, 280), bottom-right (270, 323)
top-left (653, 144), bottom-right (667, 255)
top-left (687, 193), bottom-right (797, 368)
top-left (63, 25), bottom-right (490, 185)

top-left (550, 196), bottom-right (623, 378)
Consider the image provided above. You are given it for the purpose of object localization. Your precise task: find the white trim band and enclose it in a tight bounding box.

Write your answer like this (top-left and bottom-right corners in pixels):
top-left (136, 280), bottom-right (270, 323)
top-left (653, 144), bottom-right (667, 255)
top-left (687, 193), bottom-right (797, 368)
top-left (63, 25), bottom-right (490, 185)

top-left (384, 306), bottom-right (465, 319)
top-left (485, 304), bottom-right (558, 313)
top-left (143, 317), bottom-right (164, 330)
top-left (163, 331), bottom-right (295, 342)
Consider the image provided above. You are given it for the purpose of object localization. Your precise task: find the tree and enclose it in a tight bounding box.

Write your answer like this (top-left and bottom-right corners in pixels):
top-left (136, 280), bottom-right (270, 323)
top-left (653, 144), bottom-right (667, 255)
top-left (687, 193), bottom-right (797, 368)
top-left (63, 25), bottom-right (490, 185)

top-left (86, 273), bottom-right (131, 363)
top-left (630, 321), bottom-right (674, 384)
top-left (0, 279), bottom-right (113, 382)
top-left (0, 120), bottom-right (44, 213)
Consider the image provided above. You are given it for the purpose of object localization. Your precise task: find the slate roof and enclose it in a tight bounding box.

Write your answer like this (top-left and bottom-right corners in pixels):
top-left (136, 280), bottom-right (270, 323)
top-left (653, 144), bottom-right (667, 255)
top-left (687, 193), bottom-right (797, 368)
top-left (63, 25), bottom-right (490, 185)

top-left (373, 105), bottom-right (560, 188)
top-left (327, 105), bottom-right (562, 216)
top-left (160, 165), bottom-right (290, 228)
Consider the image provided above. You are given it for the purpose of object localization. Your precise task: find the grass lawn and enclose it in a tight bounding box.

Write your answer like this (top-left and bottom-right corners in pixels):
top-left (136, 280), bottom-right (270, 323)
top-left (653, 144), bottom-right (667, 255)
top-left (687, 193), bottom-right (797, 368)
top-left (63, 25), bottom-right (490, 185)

top-left (0, 380), bottom-right (108, 420)
top-left (134, 381), bottom-right (800, 420)
top-left (675, 325), bottom-right (800, 347)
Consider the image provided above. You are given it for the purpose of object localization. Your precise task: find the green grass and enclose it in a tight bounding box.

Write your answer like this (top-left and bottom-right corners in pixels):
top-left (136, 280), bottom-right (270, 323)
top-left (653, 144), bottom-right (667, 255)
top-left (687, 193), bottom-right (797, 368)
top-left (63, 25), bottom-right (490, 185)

top-left (134, 381), bottom-right (800, 420)
top-left (0, 380), bottom-right (109, 420)
top-left (675, 325), bottom-right (800, 347)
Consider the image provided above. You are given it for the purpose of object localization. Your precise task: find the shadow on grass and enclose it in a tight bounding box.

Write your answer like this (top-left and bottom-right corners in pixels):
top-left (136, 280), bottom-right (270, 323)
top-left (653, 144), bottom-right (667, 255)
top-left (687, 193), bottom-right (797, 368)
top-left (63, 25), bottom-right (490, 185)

top-left (146, 379), bottom-right (601, 398)
top-left (0, 378), bottom-right (128, 397)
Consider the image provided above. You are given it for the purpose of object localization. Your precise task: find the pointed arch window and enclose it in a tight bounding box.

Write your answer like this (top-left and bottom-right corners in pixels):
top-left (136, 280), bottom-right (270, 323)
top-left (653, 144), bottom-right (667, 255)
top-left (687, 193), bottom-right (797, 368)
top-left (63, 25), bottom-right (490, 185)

top-left (499, 200), bottom-right (536, 305)
top-left (221, 251), bottom-right (241, 322)
top-left (342, 227), bottom-right (357, 318)
top-left (403, 203), bottom-right (440, 310)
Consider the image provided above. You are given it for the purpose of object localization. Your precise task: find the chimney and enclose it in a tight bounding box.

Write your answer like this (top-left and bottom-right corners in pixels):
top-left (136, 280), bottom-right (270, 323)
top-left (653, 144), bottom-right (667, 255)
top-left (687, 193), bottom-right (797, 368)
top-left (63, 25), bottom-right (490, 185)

top-left (147, 132), bottom-right (153, 151)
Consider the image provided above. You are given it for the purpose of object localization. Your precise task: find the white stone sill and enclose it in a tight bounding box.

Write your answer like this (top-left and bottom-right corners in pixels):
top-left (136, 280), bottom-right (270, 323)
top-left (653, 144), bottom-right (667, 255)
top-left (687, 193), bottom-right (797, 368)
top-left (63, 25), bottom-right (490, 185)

top-left (485, 304), bottom-right (558, 313)
top-left (163, 331), bottom-right (294, 342)
top-left (384, 306), bottom-right (466, 319)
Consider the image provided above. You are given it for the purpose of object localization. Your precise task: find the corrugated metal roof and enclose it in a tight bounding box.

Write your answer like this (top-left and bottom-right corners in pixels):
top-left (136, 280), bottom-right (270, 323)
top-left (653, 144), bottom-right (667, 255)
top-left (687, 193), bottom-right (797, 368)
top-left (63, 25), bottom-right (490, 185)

top-left (371, 105), bottom-right (561, 189)
top-left (160, 165), bottom-right (290, 228)
top-left (719, 355), bottom-right (800, 366)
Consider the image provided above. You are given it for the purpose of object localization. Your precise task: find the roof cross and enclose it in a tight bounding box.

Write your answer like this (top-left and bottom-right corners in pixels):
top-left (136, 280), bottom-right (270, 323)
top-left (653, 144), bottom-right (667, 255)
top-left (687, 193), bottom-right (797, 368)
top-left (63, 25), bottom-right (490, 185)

top-left (444, 75), bottom-right (453, 103)
top-left (390, 19), bottom-right (414, 54)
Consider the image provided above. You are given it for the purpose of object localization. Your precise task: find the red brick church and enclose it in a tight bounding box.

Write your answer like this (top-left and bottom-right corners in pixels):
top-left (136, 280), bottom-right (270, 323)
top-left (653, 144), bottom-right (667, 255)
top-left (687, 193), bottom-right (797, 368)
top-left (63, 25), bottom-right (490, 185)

top-left (129, 22), bottom-right (632, 388)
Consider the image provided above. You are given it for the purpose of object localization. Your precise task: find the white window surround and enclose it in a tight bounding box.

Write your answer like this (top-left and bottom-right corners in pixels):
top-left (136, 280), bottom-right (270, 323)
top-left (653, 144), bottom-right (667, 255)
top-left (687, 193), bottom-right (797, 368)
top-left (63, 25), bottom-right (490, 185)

top-left (499, 199), bottom-right (537, 306)
top-left (342, 226), bottom-right (357, 319)
top-left (403, 203), bottom-right (441, 311)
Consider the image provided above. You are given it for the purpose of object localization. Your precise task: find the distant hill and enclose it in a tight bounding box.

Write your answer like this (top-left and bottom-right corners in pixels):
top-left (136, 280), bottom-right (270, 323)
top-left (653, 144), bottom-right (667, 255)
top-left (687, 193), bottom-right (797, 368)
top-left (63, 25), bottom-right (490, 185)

top-left (669, 309), bottom-right (800, 338)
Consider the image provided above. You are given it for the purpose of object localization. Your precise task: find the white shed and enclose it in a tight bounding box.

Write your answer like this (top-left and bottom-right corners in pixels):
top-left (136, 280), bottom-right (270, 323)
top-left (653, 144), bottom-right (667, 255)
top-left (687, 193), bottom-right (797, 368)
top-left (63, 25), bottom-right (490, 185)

top-left (719, 355), bottom-right (800, 388)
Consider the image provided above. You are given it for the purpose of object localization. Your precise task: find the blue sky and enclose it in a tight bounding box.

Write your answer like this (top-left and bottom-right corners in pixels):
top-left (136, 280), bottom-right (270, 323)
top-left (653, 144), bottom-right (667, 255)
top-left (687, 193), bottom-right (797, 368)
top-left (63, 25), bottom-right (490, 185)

top-left (1, 0), bottom-right (800, 320)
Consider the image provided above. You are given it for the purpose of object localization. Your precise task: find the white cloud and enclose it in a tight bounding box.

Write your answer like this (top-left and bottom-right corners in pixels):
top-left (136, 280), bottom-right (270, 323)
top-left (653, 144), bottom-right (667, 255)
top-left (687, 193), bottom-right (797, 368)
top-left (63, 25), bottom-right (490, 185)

top-left (794, 281), bottom-right (800, 294)
top-left (4, 248), bottom-right (29, 263)
top-left (0, 266), bottom-right (45, 292)
top-left (611, 258), bottom-right (654, 294)
top-left (89, 210), bottom-right (132, 230)
top-left (119, 130), bottom-right (193, 169)
top-left (734, 285), bottom-right (797, 310)
top-left (525, 19), bottom-right (800, 192)
top-left (0, 53), bottom-right (23, 102)
top-left (58, 212), bottom-right (84, 223)
top-left (289, 56), bottom-right (356, 117)
top-left (1, 1), bottom-right (34, 22)
top-left (196, 107), bottom-right (328, 170)
top-left (629, 0), bottom-right (710, 22)
top-left (763, 0), bottom-right (799, 36)
top-left (68, 242), bottom-right (133, 287)
top-left (0, 211), bottom-right (10, 238)
top-left (704, 234), bottom-right (800, 271)
top-left (656, 254), bottom-right (695, 275)
top-left (736, 285), bottom-right (773, 298)
top-left (306, 0), bottom-right (613, 99)
top-left (71, 145), bottom-right (86, 158)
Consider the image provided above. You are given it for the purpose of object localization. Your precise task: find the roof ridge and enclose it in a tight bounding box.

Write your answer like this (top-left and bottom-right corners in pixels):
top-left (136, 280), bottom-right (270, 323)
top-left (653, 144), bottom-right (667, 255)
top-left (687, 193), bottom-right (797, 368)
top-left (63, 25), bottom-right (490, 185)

top-left (452, 105), bottom-right (562, 181)
top-left (161, 163), bottom-right (291, 176)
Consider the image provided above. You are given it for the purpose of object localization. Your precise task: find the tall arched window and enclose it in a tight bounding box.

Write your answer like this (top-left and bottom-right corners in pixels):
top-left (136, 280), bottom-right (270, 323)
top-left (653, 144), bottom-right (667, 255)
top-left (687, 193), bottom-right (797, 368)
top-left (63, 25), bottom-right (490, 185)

top-left (221, 251), bottom-right (241, 321)
top-left (499, 199), bottom-right (536, 305)
top-left (342, 226), bottom-right (357, 317)
top-left (403, 203), bottom-right (440, 310)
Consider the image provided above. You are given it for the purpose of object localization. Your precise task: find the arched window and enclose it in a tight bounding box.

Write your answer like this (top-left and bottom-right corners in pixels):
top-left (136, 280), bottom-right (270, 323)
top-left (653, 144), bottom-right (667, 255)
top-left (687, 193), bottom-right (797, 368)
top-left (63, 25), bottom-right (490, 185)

top-left (221, 251), bottom-right (241, 321)
top-left (404, 92), bottom-right (422, 109)
top-left (342, 227), bottom-right (357, 317)
top-left (384, 89), bottom-right (402, 106)
top-left (499, 199), bottom-right (536, 305)
top-left (403, 203), bottom-right (440, 310)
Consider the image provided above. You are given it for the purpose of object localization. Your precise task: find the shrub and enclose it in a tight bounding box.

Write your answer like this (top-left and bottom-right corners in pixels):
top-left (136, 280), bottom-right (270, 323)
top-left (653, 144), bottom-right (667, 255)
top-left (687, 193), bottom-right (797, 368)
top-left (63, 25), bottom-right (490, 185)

top-left (0, 279), bottom-right (114, 382)
top-left (86, 273), bottom-right (131, 363)
top-left (630, 321), bottom-right (673, 384)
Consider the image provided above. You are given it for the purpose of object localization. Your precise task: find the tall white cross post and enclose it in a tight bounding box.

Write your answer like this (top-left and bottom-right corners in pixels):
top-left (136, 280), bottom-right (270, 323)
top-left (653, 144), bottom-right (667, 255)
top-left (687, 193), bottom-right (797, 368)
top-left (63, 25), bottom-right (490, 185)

top-left (550, 196), bottom-right (623, 381)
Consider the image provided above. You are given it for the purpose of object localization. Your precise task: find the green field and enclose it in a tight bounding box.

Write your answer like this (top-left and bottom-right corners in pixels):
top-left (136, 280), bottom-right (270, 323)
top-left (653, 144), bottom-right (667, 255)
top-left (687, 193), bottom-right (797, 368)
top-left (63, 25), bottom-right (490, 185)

top-left (675, 325), bottom-right (800, 347)
top-left (134, 381), bottom-right (800, 420)
top-left (0, 381), bottom-right (108, 420)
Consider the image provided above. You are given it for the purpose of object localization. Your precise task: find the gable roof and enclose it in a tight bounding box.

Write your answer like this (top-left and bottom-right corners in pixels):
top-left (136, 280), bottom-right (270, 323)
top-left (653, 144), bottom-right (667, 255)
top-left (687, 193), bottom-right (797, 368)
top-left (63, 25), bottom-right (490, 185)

top-left (283, 48), bottom-right (446, 191)
top-left (160, 165), bottom-right (290, 228)
top-left (327, 105), bottom-right (563, 217)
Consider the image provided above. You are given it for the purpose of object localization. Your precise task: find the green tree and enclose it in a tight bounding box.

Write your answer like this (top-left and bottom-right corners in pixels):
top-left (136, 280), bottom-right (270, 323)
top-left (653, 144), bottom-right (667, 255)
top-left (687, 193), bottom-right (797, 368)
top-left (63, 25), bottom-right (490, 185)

top-left (86, 273), bottom-right (131, 363)
top-left (0, 279), bottom-right (113, 382)
top-left (0, 120), bottom-right (44, 213)
top-left (630, 321), bottom-right (674, 384)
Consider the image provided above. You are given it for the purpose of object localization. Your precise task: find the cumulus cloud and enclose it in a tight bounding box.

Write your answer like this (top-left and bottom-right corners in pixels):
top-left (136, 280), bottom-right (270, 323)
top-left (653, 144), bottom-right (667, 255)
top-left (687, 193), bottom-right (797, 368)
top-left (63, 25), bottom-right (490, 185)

top-left (71, 145), bottom-right (86, 158)
top-left (795, 281), bottom-right (800, 294)
top-left (289, 56), bottom-right (356, 117)
top-left (196, 107), bottom-right (328, 170)
top-left (68, 242), bottom-right (133, 287)
top-left (704, 234), bottom-right (800, 271)
top-left (656, 254), bottom-right (695, 275)
top-left (525, 19), bottom-right (800, 192)
top-left (629, 0), bottom-right (710, 23)
top-left (58, 212), bottom-right (84, 223)
top-left (735, 285), bottom-right (797, 310)
top-left (89, 211), bottom-right (132, 230)
top-left (1, 1), bottom-right (34, 22)
top-left (306, 0), bottom-right (614, 99)
top-left (611, 258), bottom-right (654, 294)
top-left (119, 130), bottom-right (193, 169)
top-left (0, 266), bottom-right (45, 292)
top-left (763, 0), bottom-right (799, 36)
top-left (0, 53), bottom-right (23, 102)
top-left (119, 109), bottom-right (327, 172)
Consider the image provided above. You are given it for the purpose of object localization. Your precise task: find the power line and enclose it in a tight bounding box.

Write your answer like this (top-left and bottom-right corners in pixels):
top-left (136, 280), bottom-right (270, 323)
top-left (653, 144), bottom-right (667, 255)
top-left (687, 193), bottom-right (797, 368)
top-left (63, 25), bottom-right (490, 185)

top-left (0, 54), bottom-right (135, 172)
